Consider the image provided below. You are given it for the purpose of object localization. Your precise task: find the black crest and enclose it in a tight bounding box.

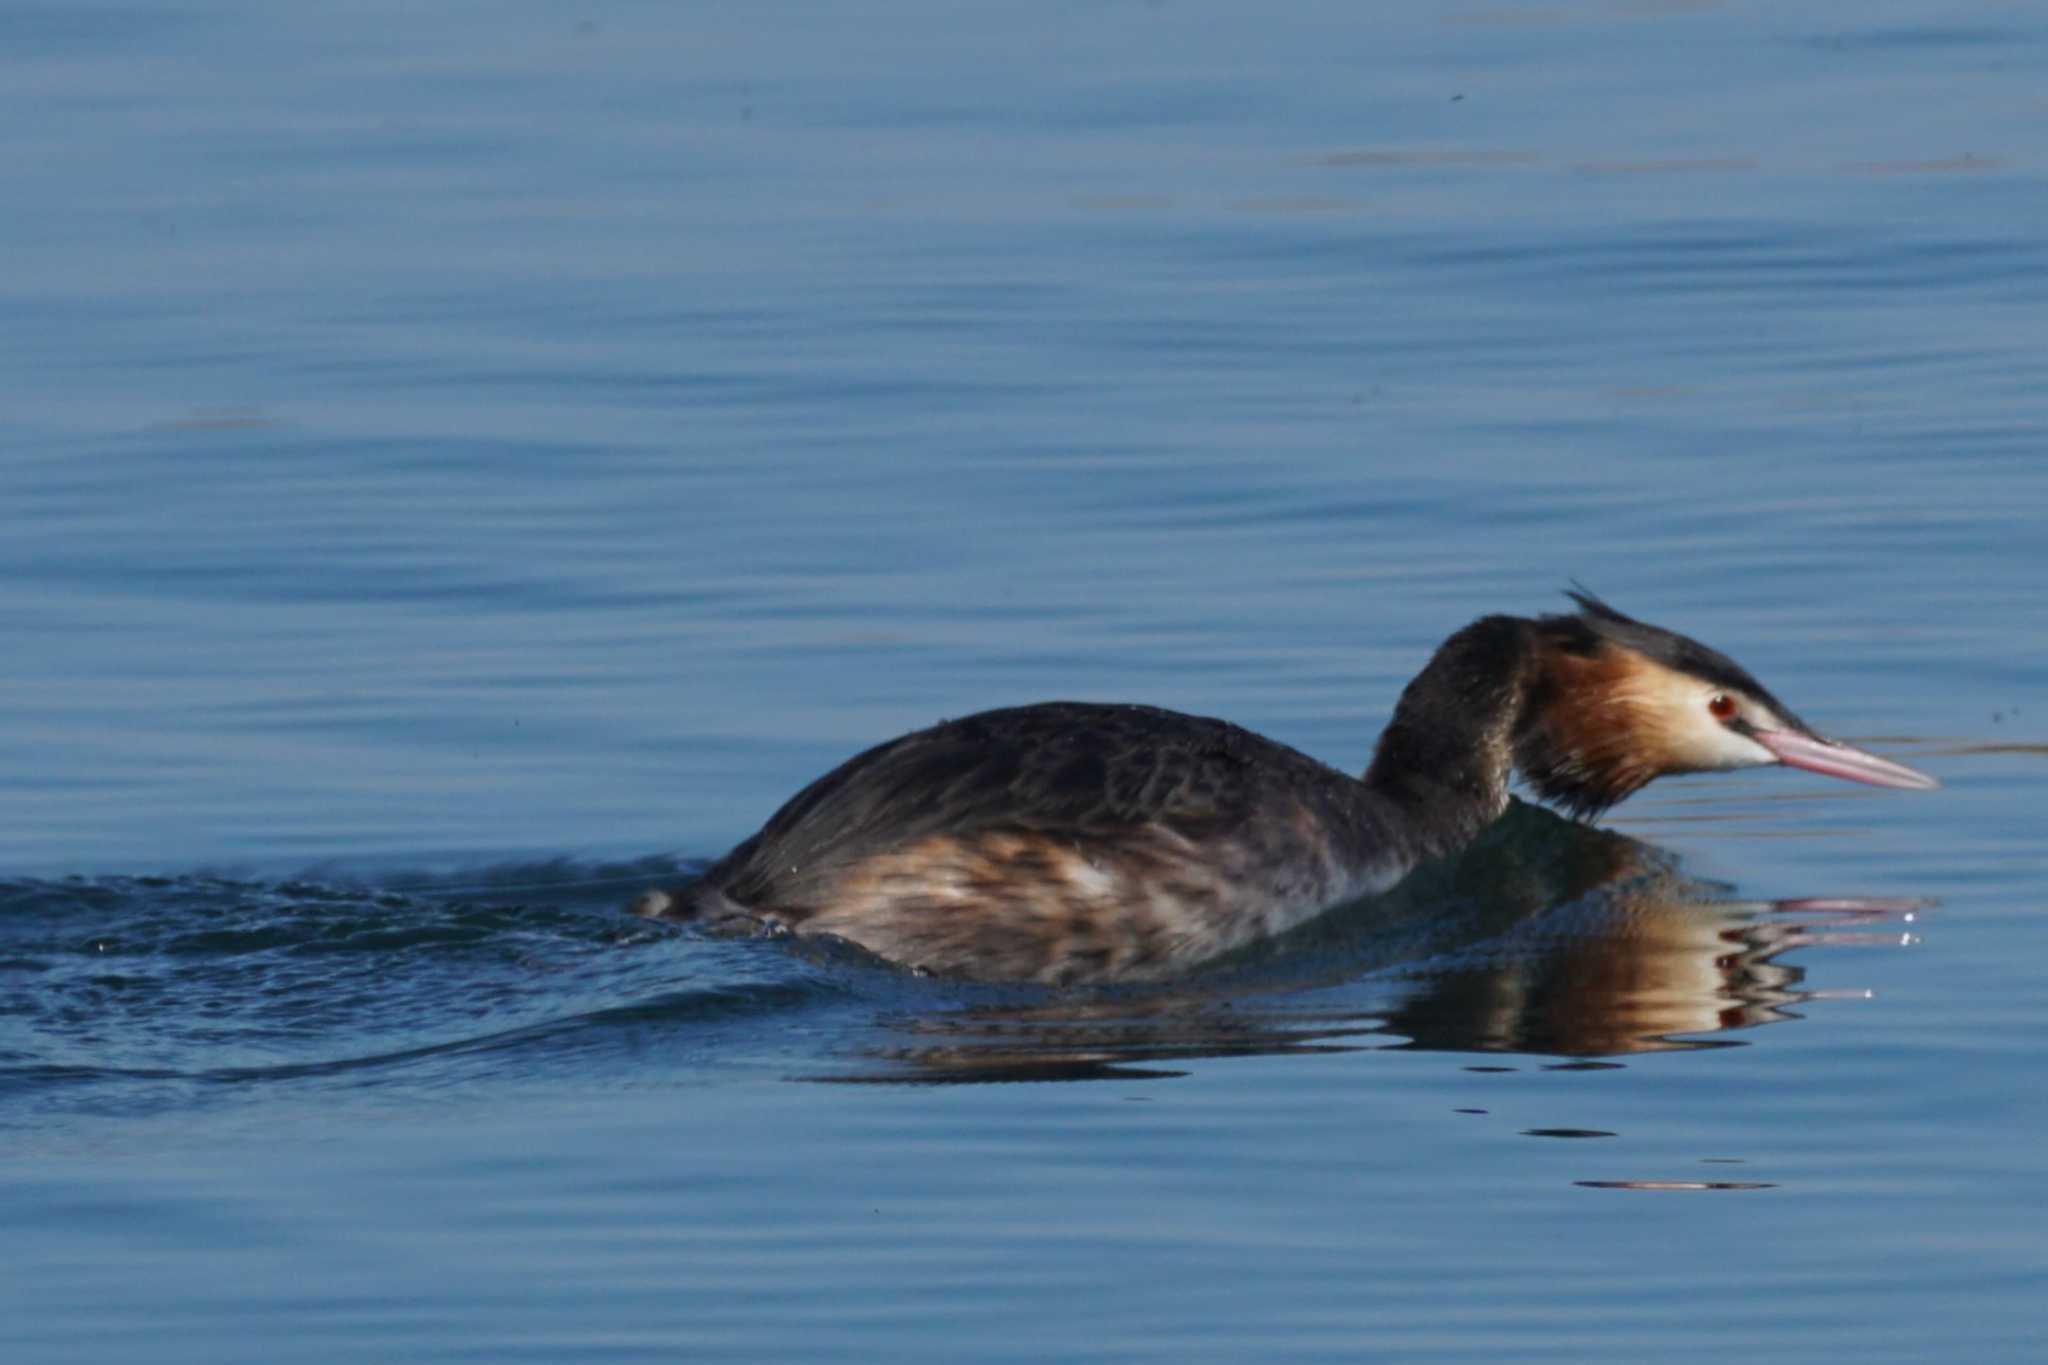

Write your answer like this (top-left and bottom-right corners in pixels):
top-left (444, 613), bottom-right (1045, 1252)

top-left (1552, 587), bottom-right (1809, 732)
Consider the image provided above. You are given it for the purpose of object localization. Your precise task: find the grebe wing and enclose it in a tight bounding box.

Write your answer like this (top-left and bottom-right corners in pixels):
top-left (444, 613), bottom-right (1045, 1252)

top-left (709, 701), bottom-right (1350, 909)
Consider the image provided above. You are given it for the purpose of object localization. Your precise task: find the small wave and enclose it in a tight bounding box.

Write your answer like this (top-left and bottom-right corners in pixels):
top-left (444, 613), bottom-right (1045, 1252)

top-left (0, 860), bottom-right (858, 1128)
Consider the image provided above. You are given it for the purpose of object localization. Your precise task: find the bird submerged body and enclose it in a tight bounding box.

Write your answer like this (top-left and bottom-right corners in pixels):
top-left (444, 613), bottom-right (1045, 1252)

top-left (636, 594), bottom-right (1936, 985)
top-left (651, 703), bottom-right (1415, 982)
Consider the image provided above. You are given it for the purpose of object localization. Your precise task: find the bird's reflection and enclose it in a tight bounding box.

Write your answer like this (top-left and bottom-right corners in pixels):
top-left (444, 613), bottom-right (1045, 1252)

top-left (816, 801), bottom-right (1926, 1083)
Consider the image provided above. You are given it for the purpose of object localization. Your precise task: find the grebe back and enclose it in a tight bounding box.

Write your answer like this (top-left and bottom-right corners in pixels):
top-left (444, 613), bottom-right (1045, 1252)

top-left (635, 592), bottom-right (1936, 985)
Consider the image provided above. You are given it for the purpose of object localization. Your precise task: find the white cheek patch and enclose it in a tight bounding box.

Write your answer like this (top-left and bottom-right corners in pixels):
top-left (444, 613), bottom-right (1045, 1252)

top-left (1688, 717), bottom-right (1777, 771)
top-left (1612, 666), bottom-right (1778, 774)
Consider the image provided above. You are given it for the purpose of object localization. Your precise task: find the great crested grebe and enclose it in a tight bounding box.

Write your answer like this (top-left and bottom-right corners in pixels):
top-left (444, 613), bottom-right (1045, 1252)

top-left (635, 592), bottom-right (1936, 984)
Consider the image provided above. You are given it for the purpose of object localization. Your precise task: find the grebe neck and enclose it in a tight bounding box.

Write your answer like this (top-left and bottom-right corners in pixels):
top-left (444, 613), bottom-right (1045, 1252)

top-left (1363, 614), bottom-right (1538, 859)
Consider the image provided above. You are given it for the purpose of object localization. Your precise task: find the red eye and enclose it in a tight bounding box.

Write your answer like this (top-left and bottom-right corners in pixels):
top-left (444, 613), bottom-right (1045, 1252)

top-left (1708, 693), bottom-right (1737, 721)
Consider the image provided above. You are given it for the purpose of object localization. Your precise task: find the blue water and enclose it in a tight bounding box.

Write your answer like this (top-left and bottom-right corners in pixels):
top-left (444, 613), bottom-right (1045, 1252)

top-left (5, 0), bottom-right (2046, 1359)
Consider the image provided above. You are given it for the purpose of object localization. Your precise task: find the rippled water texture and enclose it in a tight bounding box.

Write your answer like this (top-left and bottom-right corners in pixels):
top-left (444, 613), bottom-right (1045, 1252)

top-left (3, 1), bottom-right (2044, 1361)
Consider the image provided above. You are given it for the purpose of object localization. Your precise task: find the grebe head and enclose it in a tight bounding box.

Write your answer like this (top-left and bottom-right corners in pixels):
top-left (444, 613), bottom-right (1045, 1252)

top-left (1514, 590), bottom-right (1939, 817)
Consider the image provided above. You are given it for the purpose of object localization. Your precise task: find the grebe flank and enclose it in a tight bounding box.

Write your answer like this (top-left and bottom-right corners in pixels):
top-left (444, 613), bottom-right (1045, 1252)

top-left (635, 592), bottom-right (1937, 985)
